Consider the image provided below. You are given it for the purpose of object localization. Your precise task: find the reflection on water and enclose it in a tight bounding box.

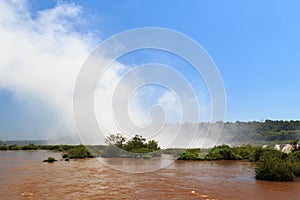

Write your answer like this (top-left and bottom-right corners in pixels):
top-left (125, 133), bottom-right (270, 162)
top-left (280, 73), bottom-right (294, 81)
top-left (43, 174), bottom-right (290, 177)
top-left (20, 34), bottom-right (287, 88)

top-left (1, 151), bottom-right (300, 200)
top-left (98, 154), bottom-right (176, 173)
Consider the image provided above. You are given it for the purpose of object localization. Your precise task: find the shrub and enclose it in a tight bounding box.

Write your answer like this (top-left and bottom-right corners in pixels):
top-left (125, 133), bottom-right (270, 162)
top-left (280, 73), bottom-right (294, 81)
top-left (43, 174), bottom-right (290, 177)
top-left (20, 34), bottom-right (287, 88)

top-left (289, 160), bottom-right (300, 176)
top-left (232, 145), bottom-right (256, 159)
top-left (62, 154), bottom-right (69, 158)
top-left (291, 150), bottom-right (300, 162)
top-left (205, 145), bottom-right (241, 160)
top-left (288, 152), bottom-right (300, 176)
top-left (9, 145), bottom-right (22, 150)
top-left (22, 143), bottom-right (39, 150)
top-left (178, 151), bottom-right (200, 160)
top-left (63, 145), bottom-right (92, 159)
top-left (43, 157), bottom-right (57, 163)
top-left (255, 149), bottom-right (295, 181)
top-left (249, 147), bottom-right (270, 162)
top-left (0, 145), bottom-right (9, 150)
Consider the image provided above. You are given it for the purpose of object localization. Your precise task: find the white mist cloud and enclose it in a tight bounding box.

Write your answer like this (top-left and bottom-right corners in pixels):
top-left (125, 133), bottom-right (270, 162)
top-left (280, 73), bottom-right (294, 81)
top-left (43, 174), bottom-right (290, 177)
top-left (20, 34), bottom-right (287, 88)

top-left (0, 0), bottom-right (95, 139)
top-left (0, 0), bottom-right (175, 141)
top-left (0, 0), bottom-right (216, 147)
top-left (158, 91), bottom-right (181, 122)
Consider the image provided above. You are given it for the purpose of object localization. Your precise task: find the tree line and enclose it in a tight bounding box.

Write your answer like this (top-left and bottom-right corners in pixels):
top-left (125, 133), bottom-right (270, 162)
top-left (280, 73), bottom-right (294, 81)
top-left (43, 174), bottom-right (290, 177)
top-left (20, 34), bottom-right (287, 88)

top-left (211, 120), bottom-right (300, 143)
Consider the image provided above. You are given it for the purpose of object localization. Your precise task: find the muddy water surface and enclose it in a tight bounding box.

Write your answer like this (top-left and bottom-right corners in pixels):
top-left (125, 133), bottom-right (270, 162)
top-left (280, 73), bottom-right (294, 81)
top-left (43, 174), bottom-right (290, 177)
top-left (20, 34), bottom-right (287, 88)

top-left (1, 151), bottom-right (300, 200)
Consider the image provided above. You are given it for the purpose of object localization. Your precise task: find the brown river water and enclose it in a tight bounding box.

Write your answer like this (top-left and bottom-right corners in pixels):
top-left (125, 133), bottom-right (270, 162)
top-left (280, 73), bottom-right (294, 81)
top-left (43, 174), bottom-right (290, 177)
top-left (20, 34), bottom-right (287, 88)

top-left (0, 151), bottom-right (300, 200)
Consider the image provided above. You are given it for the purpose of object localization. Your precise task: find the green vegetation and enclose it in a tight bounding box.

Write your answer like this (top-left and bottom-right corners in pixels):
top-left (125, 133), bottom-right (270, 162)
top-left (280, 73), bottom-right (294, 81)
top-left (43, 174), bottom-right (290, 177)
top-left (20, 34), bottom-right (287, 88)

top-left (178, 149), bottom-right (202, 160)
top-left (232, 145), bottom-right (259, 160)
top-left (0, 144), bottom-right (23, 150)
top-left (177, 142), bottom-right (300, 182)
top-left (254, 148), bottom-right (300, 181)
top-left (9, 145), bottom-right (22, 150)
top-left (40, 144), bottom-right (66, 151)
top-left (204, 145), bottom-right (242, 160)
top-left (1, 120), bottom-right (299, 182)
top-left (221, 120), bottom-right (300, 144)
top-left (102, 134), bottom-right (160, 159)
top-left (43, 157), bottom-right (57, 163)
top-left (0, 120), bottom-right (299, 149)
top-left (177, 145), bottom-right (257, 161)
top-left (0, 142), bottom-right (105, 160)
top-left (21, 143), bottom-right (40, 150)
top-left (62, 145), bottom-right (94, 159)
top-left (0, 145), bottom-right (9, 150)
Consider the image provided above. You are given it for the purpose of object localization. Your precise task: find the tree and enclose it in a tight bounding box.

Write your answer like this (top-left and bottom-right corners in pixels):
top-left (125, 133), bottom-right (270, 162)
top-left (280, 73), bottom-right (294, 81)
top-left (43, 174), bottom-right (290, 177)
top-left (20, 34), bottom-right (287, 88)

top-left (124, 135), bottom-right (146, 151)
top-left (103, 134), bottom-right (160, 158)
top-left (105, 133), bottom-right (126, 148)
top-left (147, 140), bottom-right (160, 151)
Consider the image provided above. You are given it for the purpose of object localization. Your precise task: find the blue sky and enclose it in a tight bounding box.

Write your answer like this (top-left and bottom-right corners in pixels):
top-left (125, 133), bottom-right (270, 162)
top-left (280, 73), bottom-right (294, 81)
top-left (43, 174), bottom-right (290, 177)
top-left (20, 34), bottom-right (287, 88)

top-left (29, 0), bottom-right (300, 120)
top-left (0, 0), bottom-right (300, 140)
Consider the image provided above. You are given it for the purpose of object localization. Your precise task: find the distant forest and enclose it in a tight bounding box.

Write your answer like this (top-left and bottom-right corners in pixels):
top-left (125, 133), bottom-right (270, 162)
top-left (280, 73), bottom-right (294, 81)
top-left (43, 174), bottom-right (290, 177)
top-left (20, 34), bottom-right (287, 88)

top-left (219, 120), bottom-right (300, 144)
top-left (1, 120), bottom-right (299, 146)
